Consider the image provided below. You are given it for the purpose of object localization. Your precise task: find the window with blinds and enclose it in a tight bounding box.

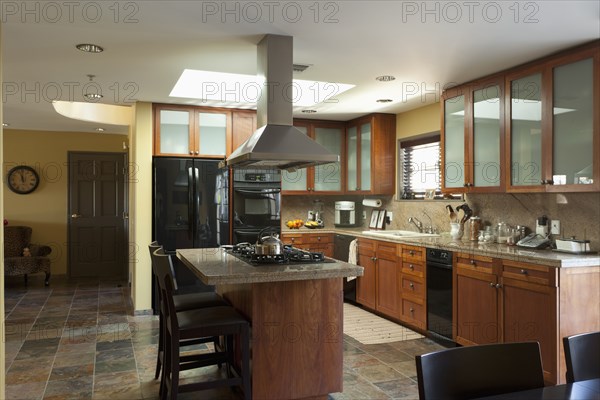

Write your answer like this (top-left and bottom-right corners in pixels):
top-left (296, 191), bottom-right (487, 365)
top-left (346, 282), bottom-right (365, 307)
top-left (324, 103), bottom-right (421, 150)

top-left (399, 134), bottom-right (442, 199)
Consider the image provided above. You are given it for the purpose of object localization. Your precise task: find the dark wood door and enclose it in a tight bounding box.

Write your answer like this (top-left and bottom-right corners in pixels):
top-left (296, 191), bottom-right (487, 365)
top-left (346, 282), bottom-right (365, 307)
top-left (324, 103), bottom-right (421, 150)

top-left (68, 152), bottom-right (127, 278)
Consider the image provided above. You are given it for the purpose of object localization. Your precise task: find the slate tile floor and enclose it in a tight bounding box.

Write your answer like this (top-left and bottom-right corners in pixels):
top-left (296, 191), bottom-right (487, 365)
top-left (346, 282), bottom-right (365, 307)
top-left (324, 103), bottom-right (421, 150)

top-left (4, 275), bottom-right (446, 399)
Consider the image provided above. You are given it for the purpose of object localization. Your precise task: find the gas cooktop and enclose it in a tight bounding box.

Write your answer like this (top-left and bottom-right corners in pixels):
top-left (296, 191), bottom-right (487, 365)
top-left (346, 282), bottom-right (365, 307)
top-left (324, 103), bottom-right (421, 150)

top-left (224, 243), bottom-right (334, 265)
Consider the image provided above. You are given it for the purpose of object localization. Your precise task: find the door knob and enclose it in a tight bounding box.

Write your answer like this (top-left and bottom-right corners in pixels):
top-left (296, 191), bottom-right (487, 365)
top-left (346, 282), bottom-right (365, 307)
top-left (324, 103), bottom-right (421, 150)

top-left (71, 213), bottom-right (82, 219)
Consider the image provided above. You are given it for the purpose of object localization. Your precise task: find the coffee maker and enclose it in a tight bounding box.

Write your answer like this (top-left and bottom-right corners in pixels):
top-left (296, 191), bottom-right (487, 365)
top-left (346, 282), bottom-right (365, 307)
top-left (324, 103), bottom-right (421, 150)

top-left (335, 201), bottom-right (359, 227)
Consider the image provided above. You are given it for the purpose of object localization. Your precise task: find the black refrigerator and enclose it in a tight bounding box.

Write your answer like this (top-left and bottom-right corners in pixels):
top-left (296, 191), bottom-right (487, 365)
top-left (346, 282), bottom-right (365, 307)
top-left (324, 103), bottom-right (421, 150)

top-left (152, 158), bottom-right (229, 310)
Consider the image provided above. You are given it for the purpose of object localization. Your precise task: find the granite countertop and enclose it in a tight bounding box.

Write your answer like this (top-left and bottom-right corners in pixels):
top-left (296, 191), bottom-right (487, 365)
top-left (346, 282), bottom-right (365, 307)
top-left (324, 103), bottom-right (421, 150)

top-left (281, 228), bottom-right (600, 268)
top-left (176, 248), bottom-right (364, 285)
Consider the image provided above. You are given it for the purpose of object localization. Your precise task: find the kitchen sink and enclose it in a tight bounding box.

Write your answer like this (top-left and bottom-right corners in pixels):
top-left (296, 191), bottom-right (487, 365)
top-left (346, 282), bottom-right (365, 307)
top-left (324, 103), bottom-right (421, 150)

top-left (361, 230), bottom-right (440, 239)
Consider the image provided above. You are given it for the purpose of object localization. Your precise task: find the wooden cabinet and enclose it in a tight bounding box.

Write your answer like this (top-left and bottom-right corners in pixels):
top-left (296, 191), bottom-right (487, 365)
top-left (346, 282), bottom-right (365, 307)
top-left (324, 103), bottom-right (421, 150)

top-left (346, 114), bottom-right (396, 195)
top-left (356, 238), bottom-right (377, 309)
top-left (280, 232), bottom-right (333, 257)
top-left (281, 120), bottom-right (345, 194)
top-left (442, 41), bottom-right (599, 194)
top-left (441, 76), bottom-right (505, 193)
top-left (506, 46), bottom-right (600, 192)
top-left (153, 104), bottom-right (231, 158)
top-left (231, 110), bottom-right (257, 152)
top-left (398, 245), bottom-right (427, 330)
top-left (454, 252), bottom-right (600, 385)
top-left (355, 240), bottom-right (428, 330)
top-left (454, 253), bottom-right (499, 345)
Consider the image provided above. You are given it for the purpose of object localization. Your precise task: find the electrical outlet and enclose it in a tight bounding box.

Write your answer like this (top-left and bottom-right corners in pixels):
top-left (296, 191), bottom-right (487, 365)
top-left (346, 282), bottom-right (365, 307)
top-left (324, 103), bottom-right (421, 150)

top-left (387, 212), bottom-right (393, 222)
top-left (551, 220), bottom-right (561, 235)
top-left (362, 211), bottom-right (367, 220)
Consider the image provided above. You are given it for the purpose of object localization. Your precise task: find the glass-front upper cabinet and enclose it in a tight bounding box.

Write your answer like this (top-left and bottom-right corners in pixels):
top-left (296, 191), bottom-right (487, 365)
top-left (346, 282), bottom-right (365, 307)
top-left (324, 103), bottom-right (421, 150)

top-left (472, 82), bottom-right (503, 189)
top-left (198, 112), bottom-right (227, 156)
top-left (153, 104), bottom-right (231, 158)
top-left (313, 126), bottom-right (343, 192)
top-left (548, 54), bottom-right (598, 191)
top-left (156, 107), bottom-right (193, 156)
top-left (442, 91), bottom-right (466, 191)
top-left (508, 71), bottom-right (544, 190)
top-left (281, 121), bottom-right (344, 194)
top-left (346, 120), bottom-right (372, 192)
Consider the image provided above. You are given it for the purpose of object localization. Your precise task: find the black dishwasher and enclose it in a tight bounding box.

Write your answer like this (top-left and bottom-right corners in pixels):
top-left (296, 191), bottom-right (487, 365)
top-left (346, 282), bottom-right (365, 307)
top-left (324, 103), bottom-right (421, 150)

top-left (334, 233), bottom-right (357, 304)
top-left (426, 248), bottom-right (453, 342)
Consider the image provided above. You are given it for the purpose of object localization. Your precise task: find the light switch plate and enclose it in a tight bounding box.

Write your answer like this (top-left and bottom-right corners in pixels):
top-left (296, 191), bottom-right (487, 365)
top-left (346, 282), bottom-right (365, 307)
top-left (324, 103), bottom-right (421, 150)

top-left (551, 220), bottom-right (560, 235)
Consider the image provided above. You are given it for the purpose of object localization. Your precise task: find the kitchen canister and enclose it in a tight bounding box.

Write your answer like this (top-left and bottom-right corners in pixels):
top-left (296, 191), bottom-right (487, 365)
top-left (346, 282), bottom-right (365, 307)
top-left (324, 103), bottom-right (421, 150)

top-left (469, 216), bottom-right (481, 241)
top-left (450, 222), bottom-right (464, 240)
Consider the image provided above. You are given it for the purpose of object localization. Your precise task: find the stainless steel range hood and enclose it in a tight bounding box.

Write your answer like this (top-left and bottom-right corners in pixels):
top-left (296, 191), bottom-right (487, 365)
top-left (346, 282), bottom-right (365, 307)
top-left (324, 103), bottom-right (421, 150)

top-left (225, 34), bottom-right (340, 171)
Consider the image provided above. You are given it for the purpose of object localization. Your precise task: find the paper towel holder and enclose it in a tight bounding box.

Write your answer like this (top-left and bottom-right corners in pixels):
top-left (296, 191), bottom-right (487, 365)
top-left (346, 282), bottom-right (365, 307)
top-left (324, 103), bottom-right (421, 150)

top-left (362, 198), bottom-right (382, 208)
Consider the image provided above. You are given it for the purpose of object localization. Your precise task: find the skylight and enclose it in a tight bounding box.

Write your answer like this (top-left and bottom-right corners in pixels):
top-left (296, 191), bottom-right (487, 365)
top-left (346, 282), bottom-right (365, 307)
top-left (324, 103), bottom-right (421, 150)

top-left (169, 69), bottom-right (355, 108)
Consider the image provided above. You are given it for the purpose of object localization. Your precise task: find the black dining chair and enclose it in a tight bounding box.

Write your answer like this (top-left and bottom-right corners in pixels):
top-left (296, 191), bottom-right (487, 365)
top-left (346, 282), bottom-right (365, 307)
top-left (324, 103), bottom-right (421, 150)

top-left (148, 242), bottom-right (227, 381)
top-left (415, 342), bottom-right (545, 400)
top-left (152, 247), bottom-right (251, 400)
top-left (563, 331), bottom-right (600, 383)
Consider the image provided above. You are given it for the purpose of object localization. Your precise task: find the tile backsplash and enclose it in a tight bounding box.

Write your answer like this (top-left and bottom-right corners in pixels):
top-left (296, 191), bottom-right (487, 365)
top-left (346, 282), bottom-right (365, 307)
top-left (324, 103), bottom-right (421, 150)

top-left (281, 192), bottom-right (600, 249)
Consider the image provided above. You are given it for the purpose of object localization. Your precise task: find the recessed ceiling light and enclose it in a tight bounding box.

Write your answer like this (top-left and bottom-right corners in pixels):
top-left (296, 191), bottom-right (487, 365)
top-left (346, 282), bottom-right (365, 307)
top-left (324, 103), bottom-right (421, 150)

top-left (2, 123), bottom-right (9, 127)
top-left (95, 128), bottom-right (105, 132)
top-left (302, 110), bottom-right (317, 113)
top-left (377, 99), bottom-right (393, 103)
top-left (376, 75), bottom-right (396, 82)
top-left (76, 43), bottom-right (104, 53)
top-left (84, 93), bottom-right (103, 100)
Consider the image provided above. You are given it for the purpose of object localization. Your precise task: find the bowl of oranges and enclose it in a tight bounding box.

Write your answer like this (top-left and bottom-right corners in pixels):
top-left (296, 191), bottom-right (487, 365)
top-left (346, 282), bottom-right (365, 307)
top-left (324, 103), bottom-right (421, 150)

top-left (285, 219), bottom-right (304, 229)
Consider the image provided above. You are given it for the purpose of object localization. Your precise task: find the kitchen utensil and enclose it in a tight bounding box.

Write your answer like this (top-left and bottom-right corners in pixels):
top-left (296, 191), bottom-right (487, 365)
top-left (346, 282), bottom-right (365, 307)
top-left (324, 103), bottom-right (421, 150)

top-left (446, 205), bottom-right (457, 222)
top-left (256, 227), bottom-right (283, 255)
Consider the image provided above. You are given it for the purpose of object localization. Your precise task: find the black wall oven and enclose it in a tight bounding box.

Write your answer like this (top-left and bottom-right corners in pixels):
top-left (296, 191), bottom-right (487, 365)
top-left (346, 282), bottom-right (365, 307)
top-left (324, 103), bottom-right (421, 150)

top-left (232, 169), bottom-right (281, 244)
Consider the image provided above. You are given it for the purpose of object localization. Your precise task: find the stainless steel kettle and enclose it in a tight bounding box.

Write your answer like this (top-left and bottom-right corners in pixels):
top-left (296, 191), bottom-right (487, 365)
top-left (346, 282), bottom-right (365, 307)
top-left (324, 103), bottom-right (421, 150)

top-left (255, 227), bottom-right (283, 255)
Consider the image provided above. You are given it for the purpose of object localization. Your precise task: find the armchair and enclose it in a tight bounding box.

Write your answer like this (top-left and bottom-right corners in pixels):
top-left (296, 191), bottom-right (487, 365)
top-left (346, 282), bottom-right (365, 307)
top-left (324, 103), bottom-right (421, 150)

top-left (4, 226), bottom-right (51, 286)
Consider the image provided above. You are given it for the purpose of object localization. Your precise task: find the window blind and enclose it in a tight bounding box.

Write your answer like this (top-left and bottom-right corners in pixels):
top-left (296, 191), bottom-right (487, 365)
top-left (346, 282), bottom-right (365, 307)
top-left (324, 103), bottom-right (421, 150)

top-left (399, 135), bottom-right (441, 199)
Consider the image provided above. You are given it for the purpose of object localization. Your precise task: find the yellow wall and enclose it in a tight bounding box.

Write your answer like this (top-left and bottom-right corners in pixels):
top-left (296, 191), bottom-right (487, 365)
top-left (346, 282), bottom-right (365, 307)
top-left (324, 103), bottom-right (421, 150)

top-left (396, 102), bottom-right (441, 139)
top-left (3, 129), bottom-right (125, 274)
top-left (129, 102), bottom-right (153, 311)
top-left (1, 20), bottom-right (5, 397)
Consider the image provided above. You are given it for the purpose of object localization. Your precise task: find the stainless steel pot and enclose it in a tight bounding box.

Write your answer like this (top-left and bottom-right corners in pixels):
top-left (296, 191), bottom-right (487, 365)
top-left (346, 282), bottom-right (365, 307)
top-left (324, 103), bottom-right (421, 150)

top-left (255, 227), bottom-right (283, 255)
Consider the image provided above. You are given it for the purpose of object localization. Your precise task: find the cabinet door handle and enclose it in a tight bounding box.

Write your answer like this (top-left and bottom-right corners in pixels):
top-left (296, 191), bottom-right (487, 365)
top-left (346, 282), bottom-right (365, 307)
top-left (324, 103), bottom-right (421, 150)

top-left (470, 259), bottom-right (476, 265)
top-left (409, 264), bottom-right (414, 270)
top-left (495, 283), bottom-right (503, 289)
top-left (520, 269), bottom-right (528, 275)
top-left (317, 236), bottom-right (321, 241)
top-left (189, 151), bottom-right (194, 155)
top-left (409, 307), bottom-right (414, 314)
top-left (490, 282), bottom-right (495, 288)
top-left (373, 257), bottom-right (377, 262)
top-left (409, 282), bottom-right (414, 289)
top-left (409, 250), bottom-right (415, 256)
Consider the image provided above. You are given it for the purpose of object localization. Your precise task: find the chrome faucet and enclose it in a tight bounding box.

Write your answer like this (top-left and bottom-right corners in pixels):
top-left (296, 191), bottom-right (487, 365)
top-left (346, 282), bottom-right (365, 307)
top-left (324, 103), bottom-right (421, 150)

top-left (422, 211), bottom-right (435, 234)
top-left (408, 217), bottom-right (423, 233)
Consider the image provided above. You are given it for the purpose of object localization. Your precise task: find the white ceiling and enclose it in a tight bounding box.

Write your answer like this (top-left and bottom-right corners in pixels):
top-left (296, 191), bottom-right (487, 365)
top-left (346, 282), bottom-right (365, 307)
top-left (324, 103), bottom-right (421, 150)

top-left (3, 1), bottom-right (599, 135)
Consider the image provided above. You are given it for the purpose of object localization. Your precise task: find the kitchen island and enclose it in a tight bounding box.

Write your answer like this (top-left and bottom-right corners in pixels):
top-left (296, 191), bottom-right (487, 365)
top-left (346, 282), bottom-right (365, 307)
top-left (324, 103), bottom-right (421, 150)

top-left (177, 248), bottom-right (363, 400)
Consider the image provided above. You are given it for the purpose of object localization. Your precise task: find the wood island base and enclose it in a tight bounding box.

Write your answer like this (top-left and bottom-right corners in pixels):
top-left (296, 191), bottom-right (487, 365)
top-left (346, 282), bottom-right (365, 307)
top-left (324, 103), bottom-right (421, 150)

top-left (218, 278), bottom-right (344, 400)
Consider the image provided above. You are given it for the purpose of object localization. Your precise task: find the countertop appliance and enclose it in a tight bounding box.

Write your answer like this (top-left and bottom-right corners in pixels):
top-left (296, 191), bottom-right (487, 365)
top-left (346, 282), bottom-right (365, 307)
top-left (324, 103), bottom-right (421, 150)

top-left (152, 158), bottom-right (227, 312)
top-left (232, 169), bottom-right (281, 244)
top-left (335, 201), bottom-right (359, 227)
top-left (426, 247), bottom-right (454, 343)
top-left (224, 243), bottom-right (333, 265)
top-left (334, 233), bottom-right (358, 303)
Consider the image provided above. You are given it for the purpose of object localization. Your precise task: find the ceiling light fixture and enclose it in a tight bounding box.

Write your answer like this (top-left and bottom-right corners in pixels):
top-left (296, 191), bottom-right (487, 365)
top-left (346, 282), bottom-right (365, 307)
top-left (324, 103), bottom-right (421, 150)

top-left (302, 110), bottom-right (317, 113)
top-left (376, 75), bottom-right (396, 82)
top-left (76, 43), bottom-right (104, 53)
top-left (2, 123), bottom-right (9, 127)
top-left (95, 128), bottom-right (105, 132)
top-left (84, 75), bottom-right (103, 101)
top-left (377, 99), bottom-right (393, 103)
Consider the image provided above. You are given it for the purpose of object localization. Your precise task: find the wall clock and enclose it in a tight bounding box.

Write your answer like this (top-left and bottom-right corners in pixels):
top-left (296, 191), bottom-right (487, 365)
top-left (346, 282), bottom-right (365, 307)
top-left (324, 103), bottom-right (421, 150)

top-left (7, 165), bottom-right (40, 194)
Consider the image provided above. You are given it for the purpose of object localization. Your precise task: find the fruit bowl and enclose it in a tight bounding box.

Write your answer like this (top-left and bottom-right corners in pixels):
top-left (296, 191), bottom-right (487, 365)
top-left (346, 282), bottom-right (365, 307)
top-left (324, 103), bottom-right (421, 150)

top-left (285, 219), bottom-right (304, 229)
